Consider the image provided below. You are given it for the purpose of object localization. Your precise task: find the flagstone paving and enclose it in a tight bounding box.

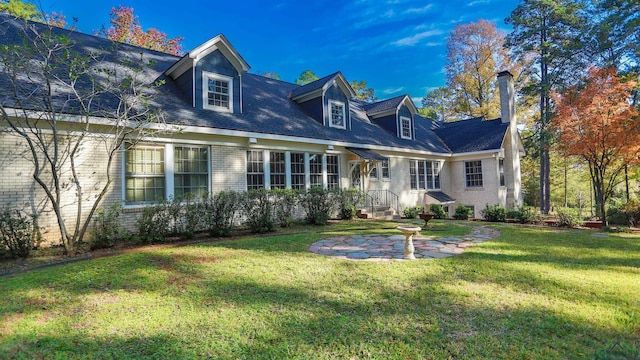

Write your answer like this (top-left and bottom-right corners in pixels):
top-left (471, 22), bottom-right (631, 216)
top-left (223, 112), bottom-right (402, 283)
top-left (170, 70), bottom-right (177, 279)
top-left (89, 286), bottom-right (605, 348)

top-left (309, 226), bottom-right (500, 260)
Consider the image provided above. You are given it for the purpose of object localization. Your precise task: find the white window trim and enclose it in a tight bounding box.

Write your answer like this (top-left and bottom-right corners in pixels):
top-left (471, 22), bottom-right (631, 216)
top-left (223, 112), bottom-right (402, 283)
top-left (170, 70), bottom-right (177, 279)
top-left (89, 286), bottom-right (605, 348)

top-left (400, 116), bottom-right (412, 139)
top-left (465, 160), bottom-right (484, 188)
top-left (123, 144), bottom-right (210, 207)
top-left (203, 71), bottom-right (233, 113)
top-left (328, 100), bottom-right (347, 129)
top-left (409, 159), bottom-right (441, 190)
top-left (381, 160), bottom-right (390, 180)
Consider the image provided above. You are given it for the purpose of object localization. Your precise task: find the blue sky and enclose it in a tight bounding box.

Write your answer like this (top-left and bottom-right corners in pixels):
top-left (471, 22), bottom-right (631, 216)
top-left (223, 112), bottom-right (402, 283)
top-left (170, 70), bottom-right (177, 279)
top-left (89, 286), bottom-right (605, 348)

top-left (42, 0), bottom-right (520, 105)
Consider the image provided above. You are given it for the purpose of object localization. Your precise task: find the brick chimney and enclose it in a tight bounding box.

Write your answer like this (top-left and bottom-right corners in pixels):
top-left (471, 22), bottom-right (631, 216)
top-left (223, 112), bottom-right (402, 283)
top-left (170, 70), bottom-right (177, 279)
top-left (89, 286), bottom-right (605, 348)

top-left (497, 71), bottom-right (515, 125)
top-left (497, 70), bottom-right (522, 208)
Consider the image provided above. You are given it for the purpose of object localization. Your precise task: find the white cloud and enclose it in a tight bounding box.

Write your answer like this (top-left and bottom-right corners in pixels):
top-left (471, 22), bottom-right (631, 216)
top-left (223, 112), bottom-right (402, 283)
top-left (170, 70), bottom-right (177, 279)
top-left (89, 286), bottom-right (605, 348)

top-left (405, 4), bottom-right (433, 14)
top-left (383, 87), bottom-right (404, 94)
top-left (392, 30), bottom-right (444, 47)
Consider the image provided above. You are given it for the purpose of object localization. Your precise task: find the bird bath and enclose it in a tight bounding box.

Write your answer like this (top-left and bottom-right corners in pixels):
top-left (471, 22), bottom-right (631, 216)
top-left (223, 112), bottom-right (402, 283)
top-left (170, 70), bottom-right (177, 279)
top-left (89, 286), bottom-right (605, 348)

top-left (396, 225), bottom-right (422, 260)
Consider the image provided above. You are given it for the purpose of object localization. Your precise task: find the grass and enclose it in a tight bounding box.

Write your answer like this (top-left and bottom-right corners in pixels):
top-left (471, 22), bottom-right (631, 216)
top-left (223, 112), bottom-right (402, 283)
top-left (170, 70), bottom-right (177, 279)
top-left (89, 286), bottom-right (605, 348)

top-left (1, 220), bottom-right (639, 359)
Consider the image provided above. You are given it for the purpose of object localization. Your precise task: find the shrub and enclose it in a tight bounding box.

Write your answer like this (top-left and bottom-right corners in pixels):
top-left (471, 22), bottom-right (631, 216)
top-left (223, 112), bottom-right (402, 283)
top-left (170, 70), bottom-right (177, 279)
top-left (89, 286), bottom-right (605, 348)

top-left (204, 190), bottom-right (240, 237)
top-left (429, 204), bottom-right (447, 219)
top-left (90, 204), bottom-right (130, 250)
top-left (556, 207), bottom-right (584, 228)
top-left (242, 189), bottom-right (275, 233)
top-left (301, 186), bottom-right (336, 225)
top-left (403, 206), bottom-right (422, 219)
top-left (0, 208), bottom-right (36, 258)
top-left (338, 188), bottom-right (365, 220)
top-left (453, 205), bottom-right (472, 220)
top-left (481, 204), bottom-right (507, 222)
top-left (135, 205), bottom-right (167, 244)
top-left (602, 225), bottom-right (631, 233)
top-left (621, 200), bottom-right (640, 227)
top-left (272, 188), bottom-right (299, 227)
top-left (606, 207), bottom-right (629, 226)
top-left (506, 206), bottom-right (535, 224)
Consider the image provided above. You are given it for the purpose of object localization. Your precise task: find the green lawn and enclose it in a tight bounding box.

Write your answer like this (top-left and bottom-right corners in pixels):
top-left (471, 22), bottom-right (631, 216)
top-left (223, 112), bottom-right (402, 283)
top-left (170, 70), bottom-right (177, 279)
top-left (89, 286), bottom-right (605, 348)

top-left (1, 220), bottom-right (639, 359)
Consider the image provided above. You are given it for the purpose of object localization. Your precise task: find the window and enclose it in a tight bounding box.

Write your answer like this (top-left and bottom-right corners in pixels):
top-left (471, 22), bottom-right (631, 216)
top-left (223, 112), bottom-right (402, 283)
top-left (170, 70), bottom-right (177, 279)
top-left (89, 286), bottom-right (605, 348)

top-left (290, 152), bottom-right (306, 190)
top-left (270, 152), bottom-right (286, 189)
top-left (327, 155), bottom-right (339, 189)
top-left (381, 160), bottom-right (390, 179)
top-left (329, 100), bottom-right (346, 129)
top-left (400, 116), bottom-right (412, 139)
top-left (204, 72), bottom-right (233, 112)
top-left (309, 153), bottom-right (323, 187)
top-left (125, 145), bottom-right (165, 204)
top-left (246, 150), bottom-right (264, 190)
top-left (410, 160), bottom-right (441, 190)
top-left (174, 146), bottom-right (208, 198)
top-left (370, 165), bottom-right (378, 179)
top-left (499, 158), bottom-right (505, 186)
top-left (465, 160), bottom-right (483, 187)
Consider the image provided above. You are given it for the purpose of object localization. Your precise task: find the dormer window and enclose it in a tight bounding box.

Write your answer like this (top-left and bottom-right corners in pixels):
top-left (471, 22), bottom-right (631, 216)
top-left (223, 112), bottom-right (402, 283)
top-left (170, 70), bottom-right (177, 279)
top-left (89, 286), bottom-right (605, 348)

top-left (400, 116), bottom-right (412, 139)
top-left (329, 100), bottom-right (346, 129)
top-left (203, 72), bottom-right (233, 112)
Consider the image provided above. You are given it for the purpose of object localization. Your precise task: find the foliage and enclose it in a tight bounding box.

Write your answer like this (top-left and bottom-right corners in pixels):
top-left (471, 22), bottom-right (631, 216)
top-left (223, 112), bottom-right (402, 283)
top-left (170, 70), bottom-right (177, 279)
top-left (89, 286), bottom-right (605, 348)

top-left (621, 200), bottom-right (640, 227)
top-left (337, 188), bottom-right (365, 220)
top-left (271, 188), bottom-right (299, 227)
top-left (134, 205), bottom-right (168, 244)
top-left (295, 69), bottom-right (319, 85)
top-left (0, 208), bottom-right (35, 258)
top-left (242, 189), bottom-right (275, 234)
top-left (90, 204), bottom-right (130, 250)
top-left (553, 67), bottom-right (639, 225)
top-left (606, 207), bottom-right (629, 226)
top-left (0, 21), bottom-right (166, 254)
top-left (481, 204), bottom-right (507, 222)
top-left (506, 0), bottom-right (586, 215)
top-left (403, 206), bottom-right (422, 219)
top-left (445, 19), bottom-right (512, 119)
top-left (429, 204), bottom-right (447, 219)
top-left (454, 205), bottom-right (472, 220)
top-left (263, 72), bottom-right (280, 80)
top-left (300, 186), bottom-right (335, 225)
top-left (421, 87), bottom-right (457, 122)
top-left (0, 0), bottom-right (39, 21)
top-left (99, 5), bottom-right (183, 55)
top-left (602, 225), bottom-right (632, 233)
top-left (506, 206), bottom-right (535, 224)
top-left (204, 190), bottom-right (240, 237)
top-left (350, 80), bottom-right (377, 102)
top-left (556, 207), bottom-right (584, 228)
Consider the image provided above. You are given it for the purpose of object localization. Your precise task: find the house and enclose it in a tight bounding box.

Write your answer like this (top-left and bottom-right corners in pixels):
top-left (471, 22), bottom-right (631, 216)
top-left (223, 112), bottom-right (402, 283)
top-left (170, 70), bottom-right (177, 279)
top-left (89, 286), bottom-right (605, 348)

top-left (0, 14), bottom-right (524, 243)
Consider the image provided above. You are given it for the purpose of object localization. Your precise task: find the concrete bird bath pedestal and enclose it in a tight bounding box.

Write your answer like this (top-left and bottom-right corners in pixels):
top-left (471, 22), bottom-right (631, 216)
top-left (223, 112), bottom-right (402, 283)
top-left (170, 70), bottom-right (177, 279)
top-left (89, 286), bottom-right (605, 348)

top-left (396, 225), bottom-right (422, 260)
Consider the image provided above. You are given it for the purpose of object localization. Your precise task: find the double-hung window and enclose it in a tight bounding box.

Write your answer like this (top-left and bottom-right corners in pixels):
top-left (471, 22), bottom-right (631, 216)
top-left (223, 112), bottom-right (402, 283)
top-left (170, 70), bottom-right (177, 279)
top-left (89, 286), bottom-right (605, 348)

top-left (174, 146), bottom-right (208, 198)
top-left (290, 153), bottom-right (306, 190)
top-left (326, 155), bottom-right (339, 189)
top-left (381, 160), bottom-right (390, 180)
top-left (400, 116), bottom-right (412, 139)
top-left (329, 100), bottom-right (346, 129)
top-left (270, 152), bottom-right (286, 189)
top-left (246, 150), bottom-right (264, 190)
top-left (125, 145), bottom-right (165, 204)
top-left (465, 160), bottom-right (483, 187)
top-left (309, 154), bottom-right (323, 187)
top-left (204, 72), bottom-right (233, 112)
top-left (410, 160), bottom-right (441, 190)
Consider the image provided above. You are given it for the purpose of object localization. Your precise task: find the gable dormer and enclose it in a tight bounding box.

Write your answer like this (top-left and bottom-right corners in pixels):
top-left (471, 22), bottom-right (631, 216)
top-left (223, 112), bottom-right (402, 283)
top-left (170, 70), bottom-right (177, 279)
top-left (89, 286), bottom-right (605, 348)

top-left (290, 72), bottom-right (356, 130)
top-left (364, 95), bottom-right (418, 140)
top-left (164, 34), bottom-right (250, 114)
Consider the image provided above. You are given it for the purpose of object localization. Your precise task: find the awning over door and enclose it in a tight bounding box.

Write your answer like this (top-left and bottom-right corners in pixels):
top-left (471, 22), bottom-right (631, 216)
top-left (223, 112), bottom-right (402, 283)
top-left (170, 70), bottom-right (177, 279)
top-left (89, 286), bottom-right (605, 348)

top-left (346, 147), bottom-right (388, 161)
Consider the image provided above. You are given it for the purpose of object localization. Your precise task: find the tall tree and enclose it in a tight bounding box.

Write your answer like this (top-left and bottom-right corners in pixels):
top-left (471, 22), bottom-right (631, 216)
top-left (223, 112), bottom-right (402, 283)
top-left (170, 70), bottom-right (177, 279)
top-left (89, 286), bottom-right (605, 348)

top-left (0, 0), bottom-right (38, 20)
top-left (350, 80), bottom-right (377, 102)
top-left (295, 70), bottom-right (319, 85)
top-left (421, 87), bottom-right (457, 122)
top-left (100, 6), bottom-right (183, 56)
top-left (552, 67), bottom-right (639, 225)
top-left (0, 20), bottom-right (166, 254)
top-left (445, 19), bottom-right (512, 119)
top-left (506, 0), bottom-right (586, 215)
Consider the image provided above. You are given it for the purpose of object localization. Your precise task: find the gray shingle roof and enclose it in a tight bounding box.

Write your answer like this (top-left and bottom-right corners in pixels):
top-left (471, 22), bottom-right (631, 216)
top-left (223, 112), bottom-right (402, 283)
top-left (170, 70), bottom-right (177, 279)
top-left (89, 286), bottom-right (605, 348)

top-left (289, 72), bottom-right (340, 98)
top-left (363, 94), bottom-right (406, 114)
top-left (0, 13), bottom-right (509, 156)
